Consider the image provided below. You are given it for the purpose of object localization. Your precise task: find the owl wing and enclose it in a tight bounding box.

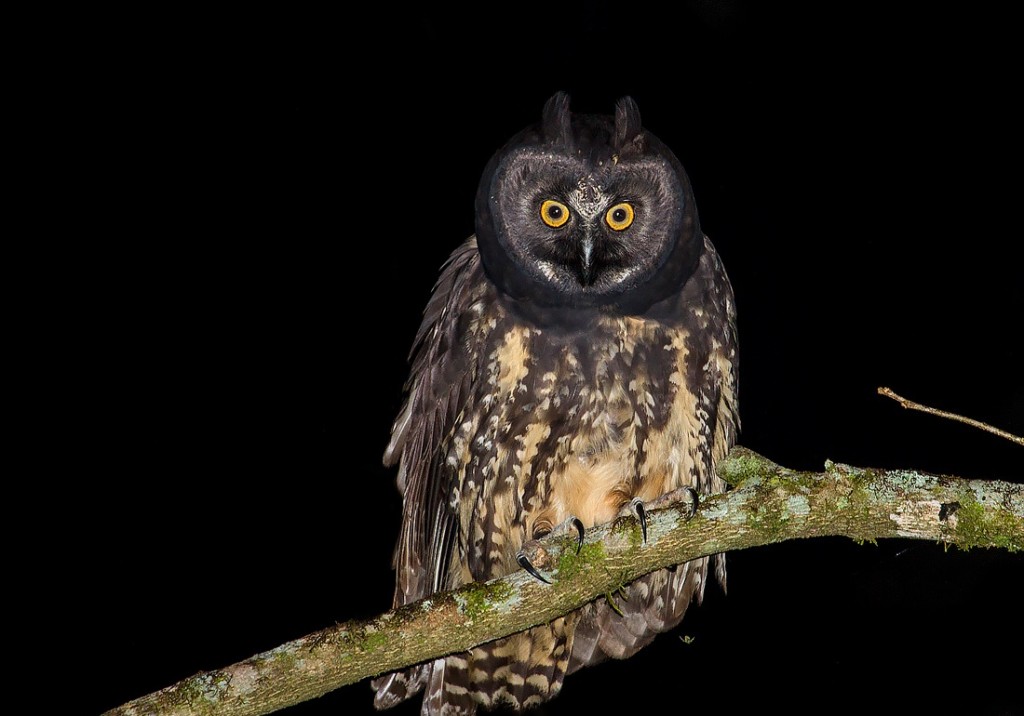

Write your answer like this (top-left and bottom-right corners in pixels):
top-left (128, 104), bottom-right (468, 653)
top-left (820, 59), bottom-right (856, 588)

top-left (384, 236), bottom-right (483, 607)
top-left (372, 237), bottom-right (484, 709)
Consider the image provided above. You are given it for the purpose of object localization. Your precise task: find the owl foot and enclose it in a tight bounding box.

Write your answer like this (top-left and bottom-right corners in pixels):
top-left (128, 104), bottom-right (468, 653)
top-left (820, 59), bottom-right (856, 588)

top-left (516, 553), bottom-right (552, 584)
top-left (620, 488), bottom-right (699, 544)
top-left (647, 485), bottom-right (704, 518)
top-left (516, 516), bottom-right (585, 584)
top-left (678, 486), bottom-right (701, 519)
top-left (646, 486), bottom-right (699, 519)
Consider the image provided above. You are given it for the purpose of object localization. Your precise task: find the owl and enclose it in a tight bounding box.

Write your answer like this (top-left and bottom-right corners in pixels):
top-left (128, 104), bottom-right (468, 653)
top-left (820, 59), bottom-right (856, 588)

top-left (372, 93), bottom-right (738, 714)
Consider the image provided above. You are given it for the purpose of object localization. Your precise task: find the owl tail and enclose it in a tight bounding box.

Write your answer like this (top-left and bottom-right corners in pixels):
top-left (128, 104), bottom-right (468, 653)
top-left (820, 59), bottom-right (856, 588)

top-left (371, 664), bottom-right (429, 710)
top-left (567, 556), bottom-right (718, 671)
top-left (372, 618), bottom-right (575, 714)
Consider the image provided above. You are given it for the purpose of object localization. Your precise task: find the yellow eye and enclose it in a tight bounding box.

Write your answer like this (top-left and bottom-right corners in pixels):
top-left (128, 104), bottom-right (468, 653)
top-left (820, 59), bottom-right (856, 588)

top-left (540, 199), bottom-right (570, 228)
top-left (605, 202), bottom-right (635, 231)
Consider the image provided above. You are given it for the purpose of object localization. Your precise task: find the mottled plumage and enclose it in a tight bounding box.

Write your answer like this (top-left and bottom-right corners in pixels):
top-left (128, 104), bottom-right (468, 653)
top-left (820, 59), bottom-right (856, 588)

top-left (373, 94), bottom-right (738, 714)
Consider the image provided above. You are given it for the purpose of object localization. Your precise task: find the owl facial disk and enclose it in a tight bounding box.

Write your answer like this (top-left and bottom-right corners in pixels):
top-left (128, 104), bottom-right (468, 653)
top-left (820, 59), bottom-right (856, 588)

top-left (481, 137), bottom-right (694, 309)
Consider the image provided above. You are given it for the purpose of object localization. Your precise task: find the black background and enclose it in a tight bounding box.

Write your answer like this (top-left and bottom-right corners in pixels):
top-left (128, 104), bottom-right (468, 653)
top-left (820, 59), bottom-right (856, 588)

top-left (82, 3), bottom-right (1022, 715)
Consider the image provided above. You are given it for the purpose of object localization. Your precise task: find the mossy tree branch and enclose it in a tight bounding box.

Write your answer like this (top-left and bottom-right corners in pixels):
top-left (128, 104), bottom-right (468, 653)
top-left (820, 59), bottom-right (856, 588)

top-left (104, 447), bottom-right (1022, 716)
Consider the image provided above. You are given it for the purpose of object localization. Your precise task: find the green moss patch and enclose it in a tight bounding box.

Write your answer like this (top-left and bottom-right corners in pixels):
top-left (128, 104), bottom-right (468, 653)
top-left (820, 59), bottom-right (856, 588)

top-left (556, 541), bottom-right (606, 582)
top-left (460, 580), bottom-right (516, 620)
top-left (954, 493), bottom-right (1023, 552)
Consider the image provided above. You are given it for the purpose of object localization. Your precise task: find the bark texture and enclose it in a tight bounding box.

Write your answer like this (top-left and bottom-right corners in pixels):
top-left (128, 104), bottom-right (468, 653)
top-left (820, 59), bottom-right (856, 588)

top-left (104, 447), bottom-right (1023, 716)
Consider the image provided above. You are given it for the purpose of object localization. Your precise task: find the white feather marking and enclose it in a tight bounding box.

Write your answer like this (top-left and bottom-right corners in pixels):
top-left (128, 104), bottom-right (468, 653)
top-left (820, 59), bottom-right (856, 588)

top-left (536, 260), bottom-right (559, 281)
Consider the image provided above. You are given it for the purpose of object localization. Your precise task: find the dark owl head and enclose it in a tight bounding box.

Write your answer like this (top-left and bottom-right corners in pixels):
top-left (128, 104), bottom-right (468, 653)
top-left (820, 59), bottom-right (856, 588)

top-left (475, 92), bottom-right (703, 318)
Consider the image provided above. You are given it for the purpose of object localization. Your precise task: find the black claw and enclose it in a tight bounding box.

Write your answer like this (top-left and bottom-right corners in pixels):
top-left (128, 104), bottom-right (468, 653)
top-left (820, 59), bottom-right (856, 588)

top-left (631, 497), bottom-right (648, 544)
top-left (571, 517), bottom-right (585, 554)
top-left (517, 553), bottom-right (551, 584)
top-left (683, 487), bottom-right (699, 520)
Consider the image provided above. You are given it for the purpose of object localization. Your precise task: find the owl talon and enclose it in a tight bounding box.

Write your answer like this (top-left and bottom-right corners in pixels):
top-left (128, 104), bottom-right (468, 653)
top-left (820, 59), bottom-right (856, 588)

top-left (517, 553), bottom-right (551, 584)
top-left (681, 487), bottom-right (699, 520)
top-left (630, 497), bottom-right (648, 544)
top-left (570, 517), bottom-right (585, 554)
top-left (537, 516), bottom-right (585, 553)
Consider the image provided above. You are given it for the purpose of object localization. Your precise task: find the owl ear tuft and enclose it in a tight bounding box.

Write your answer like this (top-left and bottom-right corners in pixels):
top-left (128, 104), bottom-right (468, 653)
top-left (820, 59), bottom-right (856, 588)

top-left (614, 96), bottom-right (643, 154)
top-left (542, 91), bottom-right (574, 147)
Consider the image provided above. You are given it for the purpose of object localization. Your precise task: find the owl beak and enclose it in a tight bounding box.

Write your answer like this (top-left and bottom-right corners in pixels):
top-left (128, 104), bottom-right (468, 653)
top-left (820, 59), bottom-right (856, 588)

top-left (577, 236), bottom-right (596, 286)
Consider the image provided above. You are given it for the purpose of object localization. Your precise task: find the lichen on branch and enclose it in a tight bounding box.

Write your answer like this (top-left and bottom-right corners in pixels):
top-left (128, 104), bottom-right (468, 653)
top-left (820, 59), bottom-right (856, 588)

top-left (103, 447), bottom-right (1023, 716)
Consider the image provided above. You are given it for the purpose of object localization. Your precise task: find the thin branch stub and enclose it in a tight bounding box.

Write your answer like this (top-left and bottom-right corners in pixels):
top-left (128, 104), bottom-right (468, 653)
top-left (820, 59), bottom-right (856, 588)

top-left (878, 386), bottom-right (1023, 446)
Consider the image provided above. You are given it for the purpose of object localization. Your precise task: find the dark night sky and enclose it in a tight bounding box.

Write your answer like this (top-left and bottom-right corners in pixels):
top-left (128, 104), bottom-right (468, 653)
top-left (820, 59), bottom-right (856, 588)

top-left (80, 4), bottom-right (1021, 715)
